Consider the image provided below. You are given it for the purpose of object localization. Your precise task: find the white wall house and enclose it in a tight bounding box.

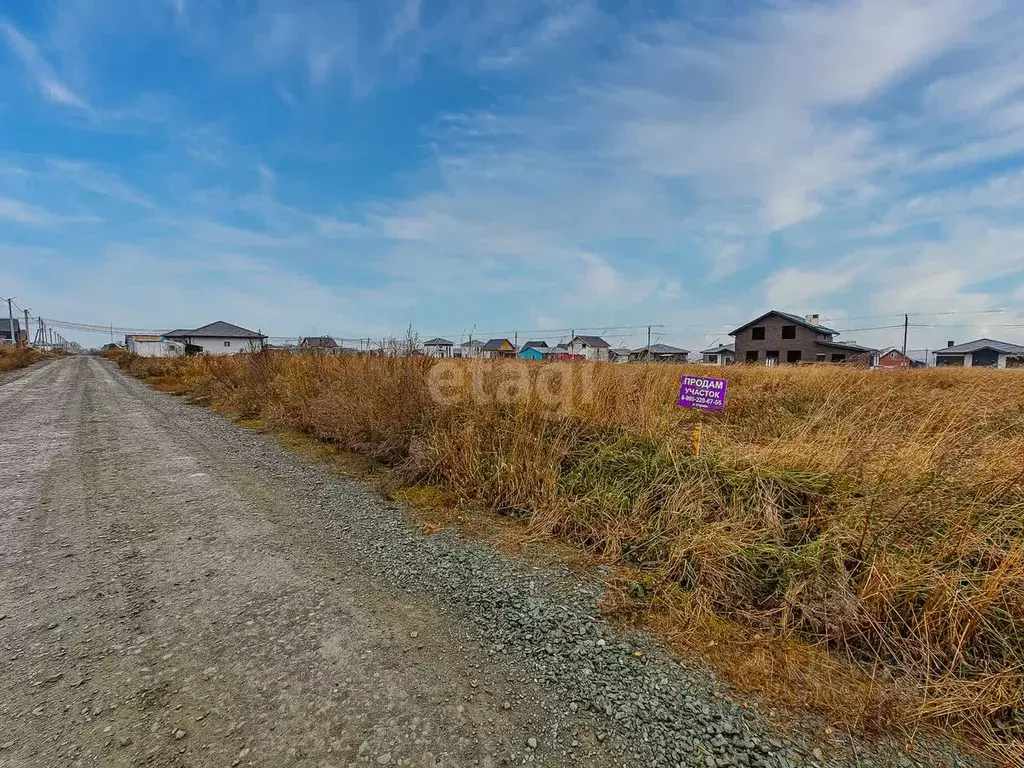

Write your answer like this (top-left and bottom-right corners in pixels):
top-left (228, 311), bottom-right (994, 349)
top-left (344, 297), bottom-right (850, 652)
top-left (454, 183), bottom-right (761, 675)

top-left (566, 335), bottom-right (611, 362)
top-left (163, 321), bottom-right (267, 356)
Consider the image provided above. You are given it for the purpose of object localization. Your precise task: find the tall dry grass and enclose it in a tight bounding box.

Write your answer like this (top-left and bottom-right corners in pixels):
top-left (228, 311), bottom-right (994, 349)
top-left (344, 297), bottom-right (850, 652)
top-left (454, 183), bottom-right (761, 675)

top-left (0, 345), bottom-right (45, 374)
top-left (110, 349), bottom-right (1024, 753)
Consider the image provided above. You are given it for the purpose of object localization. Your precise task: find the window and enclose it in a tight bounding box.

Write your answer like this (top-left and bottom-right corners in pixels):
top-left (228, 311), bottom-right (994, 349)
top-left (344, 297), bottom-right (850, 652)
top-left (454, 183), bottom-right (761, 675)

top-left (815, 353), bottom-right (826, 362)
top-left (707, 354), bottom-right (718, 364)
top-left (224, 341), bottom-right (231, 347)
top-left (831, 353), bottom-right (846, 363)
top-left (751, 326), bottom-right (766, 341)
top-left (889, 351), bottom-right (898, 358)
top-left (745, 350), bottom-right (759, 362)
top-left (781, 325), bottom-right (796, 340)
top-left (787, 350), bottom-right (802, 363)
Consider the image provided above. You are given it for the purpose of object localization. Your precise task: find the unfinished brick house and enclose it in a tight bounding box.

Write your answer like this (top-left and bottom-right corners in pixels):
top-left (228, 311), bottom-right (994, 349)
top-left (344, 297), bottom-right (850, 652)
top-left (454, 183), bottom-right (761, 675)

top-left (730, 311), bottom-right (875, 366)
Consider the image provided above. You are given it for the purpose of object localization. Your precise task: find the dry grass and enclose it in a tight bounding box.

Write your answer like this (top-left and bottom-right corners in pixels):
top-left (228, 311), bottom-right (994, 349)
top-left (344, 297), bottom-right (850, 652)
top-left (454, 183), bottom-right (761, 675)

top-left (0, 345), bottom-right (45, 374)
top-left (107, 349), bottom-right (1024, 760)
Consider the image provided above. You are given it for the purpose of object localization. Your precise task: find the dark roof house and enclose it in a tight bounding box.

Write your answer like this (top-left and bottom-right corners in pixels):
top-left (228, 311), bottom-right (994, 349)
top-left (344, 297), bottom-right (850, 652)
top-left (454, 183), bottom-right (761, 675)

top-left (424, 337), bottom-right (454, 347)
top-left (569, 335), bottom-right (611, 349)
top-left (481, 338), bottom-right (516, 357)
top-left (701, 343), bottom-right (735, 365)
top-left (300, 336), bottom-right (339, 350)
top-left (730, 310), bottom-right (874, 366)
top-left (934, 338), bottom-right (1024, 368)
top-left (165, 321), bottom-right (266, 340)
top-left (163, 321), bottom-right (267, 355)
top-left (631, 343), bottom-right (690, 362)
top-left (522, 340), bottom-right (549, 350)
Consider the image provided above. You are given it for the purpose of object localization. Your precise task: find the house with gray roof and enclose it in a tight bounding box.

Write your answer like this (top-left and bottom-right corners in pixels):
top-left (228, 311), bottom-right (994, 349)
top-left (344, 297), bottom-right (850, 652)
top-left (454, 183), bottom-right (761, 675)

top-left (163, 321), bottom-right (266, 356)
top-left (630, 343), bottom-right (690, 363)
top-left (566, 334), bottom-right (611, 362)
top-left (701, 343), bottom-right (735, 365)
top-left (423, 337), bottom-right (454, 358)
top-left (481, 338), bottom-right (517, 359)
top-left (456, 339), bottom-right (484, 359)
top-left (934, 338), bottom-right (1024, 368)
top-left (730, 310), bottom-right (875, 366)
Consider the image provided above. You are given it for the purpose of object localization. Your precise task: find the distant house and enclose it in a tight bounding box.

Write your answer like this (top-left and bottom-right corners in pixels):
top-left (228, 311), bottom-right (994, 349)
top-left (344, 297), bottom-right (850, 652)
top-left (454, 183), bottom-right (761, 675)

top-left (517, 341), bottom-right (548, 360)
top-left (730, 311), bottom-right (875, 366)
top-left (481, 338), bottom-right (517, 359)
top-left (423, 337), bottom-right (454, 358)
top-left (566, 335), bottom-right (611, 362)
top-left (300, 336), bottom-right (339, 352)
top-left (934, 338), bottom-right (1024, 368)
top-left (609, 348), bottom-right (632, 363)
top-left (0, 318), bottom-right (21, 345)
top-left (126, 334), bottom-right (183, 358)
top-left (631, 343), bottom-right (690, 363)
top-left (163, 321), bottom-right (267, 356)
top-left (701, 343), bottom-right (735, 366)
top-left (456, 339), bottom-right (485, 359)
top-left (874, 347), bottom-right (918, 370)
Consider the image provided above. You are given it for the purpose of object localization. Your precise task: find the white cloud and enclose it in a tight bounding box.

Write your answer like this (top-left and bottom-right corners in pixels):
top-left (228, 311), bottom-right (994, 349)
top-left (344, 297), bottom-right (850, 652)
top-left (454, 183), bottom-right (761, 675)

top-left (763, 267), bottom-right (856, 310)
top-left (0, 196), bottom-right (100, 226)
top-left (0, 20), bottom-right (89, 109)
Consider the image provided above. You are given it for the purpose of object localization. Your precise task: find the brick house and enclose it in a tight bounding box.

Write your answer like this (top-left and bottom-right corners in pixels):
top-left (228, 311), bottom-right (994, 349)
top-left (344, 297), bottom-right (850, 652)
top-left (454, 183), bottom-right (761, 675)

top-left (730, 311), bottom-right (875, 366)
top-left (874, 347), bottom-right (917, 370)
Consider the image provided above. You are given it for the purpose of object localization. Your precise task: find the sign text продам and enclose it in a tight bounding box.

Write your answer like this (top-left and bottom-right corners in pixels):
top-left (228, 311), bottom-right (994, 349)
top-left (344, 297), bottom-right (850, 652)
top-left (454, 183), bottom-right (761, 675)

top-left (678, 375), bottom-right (727, 412)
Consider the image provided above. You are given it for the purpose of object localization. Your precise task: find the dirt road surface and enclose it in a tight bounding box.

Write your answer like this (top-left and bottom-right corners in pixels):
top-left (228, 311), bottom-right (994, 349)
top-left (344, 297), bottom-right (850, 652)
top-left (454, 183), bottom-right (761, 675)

top-left (0, 358), bottom-right (979, 768)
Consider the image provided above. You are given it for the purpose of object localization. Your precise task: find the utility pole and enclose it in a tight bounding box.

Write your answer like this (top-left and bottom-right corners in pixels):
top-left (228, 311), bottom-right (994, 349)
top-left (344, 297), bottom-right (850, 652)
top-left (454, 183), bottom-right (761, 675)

top-left (3, 296), bottom-right (15, 348)
top-left (23, 309), bottom-right (30, 349)
top-left (647, 325), bottom-right (652, 361)
top-left (514, 330), bottom-right (518, 349)
top-left (902, 313), bottom-right (909, 359)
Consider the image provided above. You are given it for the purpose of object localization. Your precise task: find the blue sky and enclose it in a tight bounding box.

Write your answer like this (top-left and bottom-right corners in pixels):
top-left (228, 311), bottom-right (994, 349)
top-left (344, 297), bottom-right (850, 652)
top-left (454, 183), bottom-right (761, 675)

top-left (2, 0), bottom-right (1024, 351)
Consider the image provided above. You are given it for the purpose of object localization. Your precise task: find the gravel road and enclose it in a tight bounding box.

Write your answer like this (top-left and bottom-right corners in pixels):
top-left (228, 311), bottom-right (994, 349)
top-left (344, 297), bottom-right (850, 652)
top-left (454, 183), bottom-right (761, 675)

top-left (0, 357), bottom-right (980, 768)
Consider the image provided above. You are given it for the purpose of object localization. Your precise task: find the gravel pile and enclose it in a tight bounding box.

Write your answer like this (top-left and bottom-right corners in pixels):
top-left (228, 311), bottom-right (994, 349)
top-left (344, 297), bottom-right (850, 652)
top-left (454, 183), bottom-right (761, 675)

top-left (130, 374), bottom-right (982, 768)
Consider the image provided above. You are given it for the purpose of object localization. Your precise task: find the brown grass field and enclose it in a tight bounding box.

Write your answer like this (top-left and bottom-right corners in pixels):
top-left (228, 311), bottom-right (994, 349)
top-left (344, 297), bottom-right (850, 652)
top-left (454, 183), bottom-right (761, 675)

top-left (108, 349), bottom-right (1024, 761)
top-left (0, 345), bottom-right (45, 374)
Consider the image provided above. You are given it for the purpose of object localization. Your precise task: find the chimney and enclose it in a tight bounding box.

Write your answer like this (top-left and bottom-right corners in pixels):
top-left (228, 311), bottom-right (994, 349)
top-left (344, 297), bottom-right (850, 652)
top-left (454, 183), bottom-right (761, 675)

top-left (806, 313), bottom-right (820, 326)
top-left (947, 340), bottom-right (955, 348)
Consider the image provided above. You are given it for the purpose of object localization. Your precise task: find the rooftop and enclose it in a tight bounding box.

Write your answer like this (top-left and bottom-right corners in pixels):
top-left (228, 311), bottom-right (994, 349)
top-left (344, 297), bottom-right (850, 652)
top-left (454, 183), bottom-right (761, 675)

top-left (935, 338), bottom-right (1024, 355)
top-left (729, 310), bottom-right (838, 337)
top-left (165, 321), bottom-right (266, 339)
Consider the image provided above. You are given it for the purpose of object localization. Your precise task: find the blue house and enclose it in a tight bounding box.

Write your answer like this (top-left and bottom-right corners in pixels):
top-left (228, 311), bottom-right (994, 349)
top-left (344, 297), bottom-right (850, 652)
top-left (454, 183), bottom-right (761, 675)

top-left (518, 340), bottom-right (548, 361)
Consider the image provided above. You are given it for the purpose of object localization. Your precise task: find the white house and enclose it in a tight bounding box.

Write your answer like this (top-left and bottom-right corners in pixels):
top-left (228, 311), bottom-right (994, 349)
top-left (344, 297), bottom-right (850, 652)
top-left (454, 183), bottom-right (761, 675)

top-left (125, 334), bottom-right (183, 358)
top-left (933, 339), bottom-right (1024, 369)
top-left (566, 335), bottom-right (611, 362)
top-left (163, 321), bottom-right (267, 356)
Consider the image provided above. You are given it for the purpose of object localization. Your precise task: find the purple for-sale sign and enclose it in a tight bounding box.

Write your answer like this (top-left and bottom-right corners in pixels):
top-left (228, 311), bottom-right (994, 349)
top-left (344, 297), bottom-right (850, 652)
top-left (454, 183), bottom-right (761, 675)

top-left (678, 375), bottom-right (728, 412)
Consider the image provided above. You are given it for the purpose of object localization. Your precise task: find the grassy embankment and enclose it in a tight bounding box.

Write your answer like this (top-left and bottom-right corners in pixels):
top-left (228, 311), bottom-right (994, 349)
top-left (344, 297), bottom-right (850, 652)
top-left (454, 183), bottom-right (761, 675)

top-left (108, 349), bottom-right (1023, 759)
top-left (0, 345), bottom-right (46, 374)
